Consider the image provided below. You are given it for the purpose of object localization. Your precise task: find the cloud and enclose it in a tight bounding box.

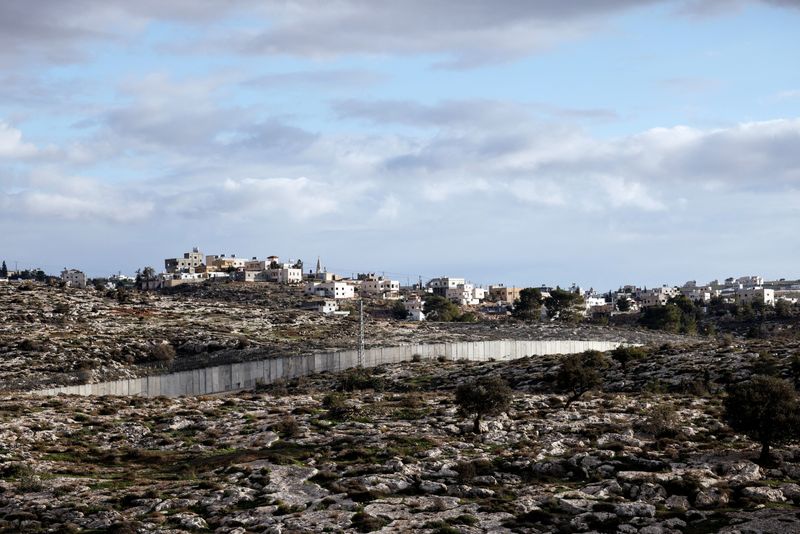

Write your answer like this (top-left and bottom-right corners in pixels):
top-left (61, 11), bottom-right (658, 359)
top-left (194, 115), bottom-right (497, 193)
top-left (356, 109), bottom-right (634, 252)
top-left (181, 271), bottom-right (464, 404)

top-left (659, 77), bottom-right (722, 93)
top-left (245, 69), bottom-right (386, 89)
top-left (0, 121), bottom-right (38, 158)
top-left (0, 0), bottom-right (796, 69)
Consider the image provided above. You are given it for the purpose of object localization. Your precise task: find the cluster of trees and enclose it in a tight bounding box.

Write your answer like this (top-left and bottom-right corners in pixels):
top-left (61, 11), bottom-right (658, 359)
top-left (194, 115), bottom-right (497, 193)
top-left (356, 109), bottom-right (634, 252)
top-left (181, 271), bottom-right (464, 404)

top-left (640, 295), bottom-right (703, 334)
top-left (0, 261), bottom-right (7, 278)
top-left (423, 295), bottom-right (476, 322)
top-left (511, 287), bottom-right (585, 322)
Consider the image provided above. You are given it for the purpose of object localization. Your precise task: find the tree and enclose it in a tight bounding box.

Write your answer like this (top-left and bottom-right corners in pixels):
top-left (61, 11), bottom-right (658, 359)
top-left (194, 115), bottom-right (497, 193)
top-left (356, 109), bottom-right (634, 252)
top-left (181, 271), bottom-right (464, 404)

top-left (512, 288), bottom-right (543, 320)
top-left (640, 305), bottom-right (682, 333)
top-left (391, 300), bottom-right (409, 320)
top-left (136, 266), bottom-right (157, 289)
top-left (775, 299), bottom-right (793, 319)
top-left (455, 377), bottom-right (513, 434)
top-left (616, 296), bottom-right (631, 312)
top-left (0, 261), bottom-right (7, 278)
top-left (556, 350), bottom-right (608, 405)
top-left (723, 376), bottom-right (800, 463)
top-left (423, 295), bottom-right (462, 322)
top-left (544, 288), bottom-right (584, 322)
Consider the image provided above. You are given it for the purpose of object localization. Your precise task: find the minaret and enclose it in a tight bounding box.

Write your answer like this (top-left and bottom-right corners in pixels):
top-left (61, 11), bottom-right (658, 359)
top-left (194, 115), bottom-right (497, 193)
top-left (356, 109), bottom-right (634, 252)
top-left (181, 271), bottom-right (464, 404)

top-left (316, 256), bottom-right (321, 275)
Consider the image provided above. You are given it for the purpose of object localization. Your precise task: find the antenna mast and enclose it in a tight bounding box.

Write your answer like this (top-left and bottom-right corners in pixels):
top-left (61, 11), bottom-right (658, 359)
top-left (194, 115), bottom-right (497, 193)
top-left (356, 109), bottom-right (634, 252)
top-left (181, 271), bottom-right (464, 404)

top-left (358, 299), bottom-right (365, 367)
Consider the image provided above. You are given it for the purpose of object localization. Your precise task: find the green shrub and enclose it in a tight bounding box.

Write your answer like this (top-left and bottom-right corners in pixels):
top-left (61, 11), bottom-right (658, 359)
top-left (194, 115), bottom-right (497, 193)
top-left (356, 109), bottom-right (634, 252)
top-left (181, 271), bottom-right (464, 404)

top-left (610, 345), bottom-right (648, 368)
top-left (339, 367), bottom-right (384, 392)
top-left (639, 403), bottom-right (679, 438)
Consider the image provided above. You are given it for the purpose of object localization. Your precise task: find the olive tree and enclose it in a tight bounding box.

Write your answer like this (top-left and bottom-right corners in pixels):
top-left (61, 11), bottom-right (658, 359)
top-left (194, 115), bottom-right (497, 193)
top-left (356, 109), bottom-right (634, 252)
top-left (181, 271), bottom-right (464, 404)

top-left (556, 350), bottom-right (608, 406)
top-left (723, 376), bottom-right (800, 463)
top-left (455, 377), bottom-right (513, 434)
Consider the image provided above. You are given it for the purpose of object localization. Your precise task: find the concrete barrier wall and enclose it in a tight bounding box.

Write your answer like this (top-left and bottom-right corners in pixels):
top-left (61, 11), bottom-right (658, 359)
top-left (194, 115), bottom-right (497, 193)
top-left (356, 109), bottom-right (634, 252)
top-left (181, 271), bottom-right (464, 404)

top-left (30, 339), bottom-right (626, 398)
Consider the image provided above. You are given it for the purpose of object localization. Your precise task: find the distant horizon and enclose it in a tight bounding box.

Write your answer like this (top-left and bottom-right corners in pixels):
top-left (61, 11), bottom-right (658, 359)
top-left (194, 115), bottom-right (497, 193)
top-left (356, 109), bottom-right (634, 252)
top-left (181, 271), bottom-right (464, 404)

top-left (1, 1), bottom-right (799, 292)
top-left (3, 251), bottom-right (797, 295)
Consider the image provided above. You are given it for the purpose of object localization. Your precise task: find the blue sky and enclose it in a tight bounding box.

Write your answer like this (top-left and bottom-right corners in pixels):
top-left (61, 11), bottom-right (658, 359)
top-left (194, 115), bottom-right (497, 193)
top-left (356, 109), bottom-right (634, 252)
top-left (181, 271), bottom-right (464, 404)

top-left (1, 0), bottom-right (799, 290)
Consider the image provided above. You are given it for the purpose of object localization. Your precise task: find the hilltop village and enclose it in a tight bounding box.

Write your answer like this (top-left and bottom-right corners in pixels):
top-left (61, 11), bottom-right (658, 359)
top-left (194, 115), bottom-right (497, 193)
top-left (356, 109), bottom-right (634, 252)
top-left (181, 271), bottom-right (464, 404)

top-left (3, 247), bottom-right (798, 325)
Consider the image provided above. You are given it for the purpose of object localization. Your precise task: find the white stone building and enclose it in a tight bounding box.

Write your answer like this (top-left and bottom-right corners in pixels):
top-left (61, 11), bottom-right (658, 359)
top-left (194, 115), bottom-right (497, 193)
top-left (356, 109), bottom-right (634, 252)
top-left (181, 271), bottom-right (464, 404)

top-left (360, 277), bottom-right (401, 299)
top-left (305, 281), bottom-right (355, 299)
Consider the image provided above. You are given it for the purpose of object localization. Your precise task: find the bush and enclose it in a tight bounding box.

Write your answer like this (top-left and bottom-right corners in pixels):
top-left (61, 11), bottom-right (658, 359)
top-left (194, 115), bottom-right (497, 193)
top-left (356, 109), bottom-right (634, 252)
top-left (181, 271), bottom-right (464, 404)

top-left (453, 461), bottom-right (477, 482)
top-left (273, 416), bottom-right (300, 438)
top-left (455, 377), bottom-right (513, 433)
top-left (351, 511), bottom-right (389, 533)
top-left (149, 343), bottom-right (176, 362)
top-left (556, 350), bottom-right (608, 405)
top-left (751, 352), bottom-right (780, 377)
top-left (339, 367), bottom-right (384, 392)
top-left (639, 404), bottom-right (679, 438)
top-left (322, 393), bottom-right (353, 420)
top-left (15, 465), bottom-right (43, 493)
top-left (610, 345), bottom-right (648, 369)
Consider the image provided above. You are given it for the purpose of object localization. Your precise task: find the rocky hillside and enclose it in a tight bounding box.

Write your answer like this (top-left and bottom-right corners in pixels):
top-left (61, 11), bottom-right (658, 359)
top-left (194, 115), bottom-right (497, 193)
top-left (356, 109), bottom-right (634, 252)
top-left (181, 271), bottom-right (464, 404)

top-left (2, 343), bottom-right (799, 533)
top-left (0, 283), bottom-right (686, 391)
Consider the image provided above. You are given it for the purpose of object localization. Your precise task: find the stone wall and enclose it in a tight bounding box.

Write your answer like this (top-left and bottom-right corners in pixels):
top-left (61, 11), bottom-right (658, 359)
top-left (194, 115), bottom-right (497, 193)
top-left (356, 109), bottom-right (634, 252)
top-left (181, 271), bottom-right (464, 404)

top-left (30, 339), bottom-right (626, 398)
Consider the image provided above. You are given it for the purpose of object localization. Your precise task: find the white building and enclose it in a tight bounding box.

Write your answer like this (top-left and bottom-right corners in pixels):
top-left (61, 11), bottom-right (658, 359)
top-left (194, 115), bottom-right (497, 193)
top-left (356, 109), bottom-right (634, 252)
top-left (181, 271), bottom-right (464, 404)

top-left (267, 267), bottom-right (302, 284)
top-left (318, 300), bottom-right (339, 314)
top-left (305, 281), bottom-right (355, 299)
top-left (61, 268), bottom-right (87, 288)
top-left (584, 296), bottom-right (607, 309)
top-left (427, 277), bottom-right (466, 297)
top-left (404, 296), bottom-right (426, 321)
top-left (360, 277), bottom-right (401, 298)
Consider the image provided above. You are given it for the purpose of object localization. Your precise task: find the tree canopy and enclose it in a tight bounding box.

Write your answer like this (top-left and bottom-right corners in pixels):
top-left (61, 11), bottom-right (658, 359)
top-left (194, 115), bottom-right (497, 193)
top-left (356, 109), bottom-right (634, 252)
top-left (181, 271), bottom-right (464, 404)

top-left (455, 377), bottom-right (513, 433)
top-left (556, 350), bottom-right (608, 405)
top-left (512, 287), bottom-right (543, 320)
top-left (723, 376), bottom-right (800, 462)
top-left (544, 288), bottom-right (584, 322)
top-left (423, 295), bottom-right (470, 322)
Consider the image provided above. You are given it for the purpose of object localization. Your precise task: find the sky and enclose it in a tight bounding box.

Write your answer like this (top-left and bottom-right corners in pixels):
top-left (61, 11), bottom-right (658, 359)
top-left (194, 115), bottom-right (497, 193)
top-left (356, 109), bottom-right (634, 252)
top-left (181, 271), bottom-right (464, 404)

top-left (0, 0), bottom-right (799, 290)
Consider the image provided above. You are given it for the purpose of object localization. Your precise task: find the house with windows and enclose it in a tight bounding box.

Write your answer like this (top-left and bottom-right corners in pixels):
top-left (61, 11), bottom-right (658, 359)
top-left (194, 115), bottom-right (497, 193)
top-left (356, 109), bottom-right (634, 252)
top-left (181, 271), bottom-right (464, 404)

top-left (60, 268), bottom-right (87, 288)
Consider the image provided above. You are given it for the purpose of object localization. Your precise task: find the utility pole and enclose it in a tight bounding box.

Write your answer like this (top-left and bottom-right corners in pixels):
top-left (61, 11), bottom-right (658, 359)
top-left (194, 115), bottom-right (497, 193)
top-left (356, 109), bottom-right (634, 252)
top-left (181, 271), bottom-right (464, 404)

top-left (357, 299), bottom-right (365, 367)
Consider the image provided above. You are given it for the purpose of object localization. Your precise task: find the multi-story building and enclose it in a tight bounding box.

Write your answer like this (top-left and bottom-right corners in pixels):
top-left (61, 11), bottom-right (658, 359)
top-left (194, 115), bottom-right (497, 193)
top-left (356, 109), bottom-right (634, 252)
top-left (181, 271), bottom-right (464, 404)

top-left (244, 258), bottom-right (267, 271)
top-left (427, 277), bottom-right (466, 297)
top-left (638, 286), bottom-right (679, 308)
top-left (60, 268), bottom-right (87, 288)
top-left (165, 247), bottom-right (204, 273)
top-left (267, 267), bottom-right (303, 284)
top-left (735, 287), bottom-right (775, 306)
top-left (305, 281), bottom-right (355, 299)
top-left (488, 285), bottom-right (523, 304)
top-left (360, 276), bottom-right (401, 298)
top-left (404, 296), bottom-right (426, 321)
top-left (205, 254), bottom-right (246, 271)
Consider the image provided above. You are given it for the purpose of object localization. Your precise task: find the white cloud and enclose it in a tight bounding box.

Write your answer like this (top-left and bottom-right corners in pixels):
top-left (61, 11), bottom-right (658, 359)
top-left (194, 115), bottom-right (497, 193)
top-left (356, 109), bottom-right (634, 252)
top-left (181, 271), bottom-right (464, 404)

top-left (0, 121), bottom-right (37, 158)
